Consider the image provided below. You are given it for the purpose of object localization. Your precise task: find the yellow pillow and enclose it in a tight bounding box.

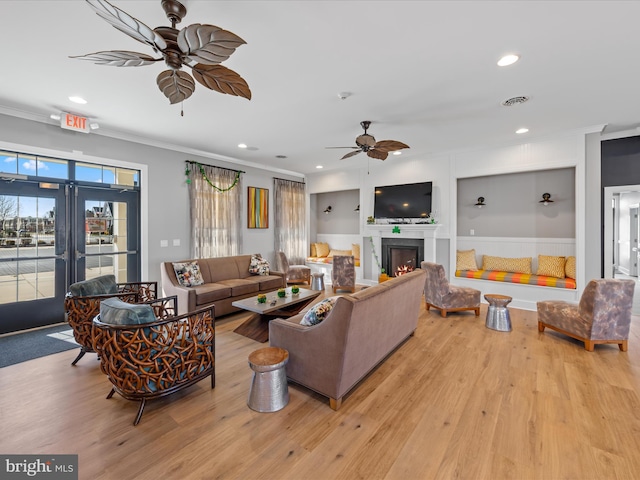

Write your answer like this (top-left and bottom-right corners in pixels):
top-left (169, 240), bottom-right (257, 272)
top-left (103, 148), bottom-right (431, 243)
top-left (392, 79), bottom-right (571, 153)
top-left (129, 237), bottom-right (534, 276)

top-left (537, 255), bottom-right (565, 279)
top-left (315, 242), bottom-right (330, 257)
top-left (328, 249), bottom-right (352, 258)
top-left (310, 243), bottom-right (317, 257)
top-left (482, 255), bottom-right (532, 274)
top-left (565, 256), bottom-right (576, 279)
top-left (456, 249), bottom-right (478, 271)
top-left (352, 243), bottom-right (361, 260)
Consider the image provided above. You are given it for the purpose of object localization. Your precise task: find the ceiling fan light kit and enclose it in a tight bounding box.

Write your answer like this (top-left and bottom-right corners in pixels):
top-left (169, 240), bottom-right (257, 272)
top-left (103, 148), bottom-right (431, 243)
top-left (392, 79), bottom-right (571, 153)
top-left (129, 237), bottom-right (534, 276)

top-left (72, 0), bottom-right (251, 106)
top-left (327, 120), bottom-right (409, 161)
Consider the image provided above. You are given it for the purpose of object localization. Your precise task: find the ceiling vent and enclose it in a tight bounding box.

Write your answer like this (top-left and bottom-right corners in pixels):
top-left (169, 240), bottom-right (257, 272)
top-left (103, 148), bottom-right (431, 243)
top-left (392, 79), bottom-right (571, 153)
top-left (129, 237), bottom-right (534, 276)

top-left (501, 96), bottom-right (530, 107)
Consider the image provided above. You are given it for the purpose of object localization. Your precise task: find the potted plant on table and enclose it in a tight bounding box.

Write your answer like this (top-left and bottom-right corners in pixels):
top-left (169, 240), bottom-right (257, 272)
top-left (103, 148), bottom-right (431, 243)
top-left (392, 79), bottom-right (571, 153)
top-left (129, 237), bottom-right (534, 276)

top-left (257, 294), bottom-right (267, 304)
top-left (291, 285), bottom-right (300, 295)
top-left (277, 288), bottom-right (286, 298)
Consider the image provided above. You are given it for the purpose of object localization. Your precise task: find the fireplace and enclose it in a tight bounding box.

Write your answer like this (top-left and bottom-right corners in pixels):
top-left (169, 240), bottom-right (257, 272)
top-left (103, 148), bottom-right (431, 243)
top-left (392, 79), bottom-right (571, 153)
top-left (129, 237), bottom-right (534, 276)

top-left (381, 238), bottom-right (424, 277)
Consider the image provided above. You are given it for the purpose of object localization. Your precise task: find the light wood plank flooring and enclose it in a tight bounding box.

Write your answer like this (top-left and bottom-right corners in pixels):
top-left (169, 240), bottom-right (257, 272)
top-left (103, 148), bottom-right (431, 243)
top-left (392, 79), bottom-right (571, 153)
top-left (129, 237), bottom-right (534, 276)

top-left (1, 291), bottom-right (640, 480)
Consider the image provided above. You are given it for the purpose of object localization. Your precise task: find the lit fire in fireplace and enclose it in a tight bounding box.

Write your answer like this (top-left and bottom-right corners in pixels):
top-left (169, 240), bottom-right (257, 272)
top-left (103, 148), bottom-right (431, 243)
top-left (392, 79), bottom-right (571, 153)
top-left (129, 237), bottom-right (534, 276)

top-left (395, 265), bottom-right (414, 276)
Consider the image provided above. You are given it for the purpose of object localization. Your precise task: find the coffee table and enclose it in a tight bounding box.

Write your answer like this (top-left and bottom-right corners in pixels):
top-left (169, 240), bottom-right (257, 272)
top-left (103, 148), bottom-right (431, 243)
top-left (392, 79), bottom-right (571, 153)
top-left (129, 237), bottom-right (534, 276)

top-left (232, 288), bottom-right (321, 342)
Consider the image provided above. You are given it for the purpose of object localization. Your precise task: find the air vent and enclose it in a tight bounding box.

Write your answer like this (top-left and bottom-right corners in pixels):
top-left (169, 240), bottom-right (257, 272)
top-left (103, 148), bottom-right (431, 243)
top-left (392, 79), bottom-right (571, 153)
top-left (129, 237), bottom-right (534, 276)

top-left (501, 96), bottom-right (530, 107)
top-left (275, 155), bottom-right (287, 159)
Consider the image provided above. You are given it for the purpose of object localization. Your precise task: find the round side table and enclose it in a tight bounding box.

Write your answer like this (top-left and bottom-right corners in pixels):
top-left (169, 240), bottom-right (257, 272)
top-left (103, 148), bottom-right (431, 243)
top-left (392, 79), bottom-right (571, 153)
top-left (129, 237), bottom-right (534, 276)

top-left (311, 272), bottom-right (325, 291)
top-left (484, 294), bottom-right (513, 332)
top-left (247, 347), bottom-right (289, 412)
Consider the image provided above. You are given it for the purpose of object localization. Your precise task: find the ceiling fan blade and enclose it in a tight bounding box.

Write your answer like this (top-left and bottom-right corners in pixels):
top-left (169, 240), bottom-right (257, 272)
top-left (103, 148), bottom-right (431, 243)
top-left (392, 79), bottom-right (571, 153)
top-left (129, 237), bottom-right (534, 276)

top-left (86, 0), bottom-right (167, 51)
top-left (70, 50), bottom-right (158, 67)
top-left (341, 150), bottom-right (362, 160)
top-left (373, 140), bottom-right (410, 153)
top-left (178, 24), bottom-right (247, 65)
top-left (157, 70), bottom-right (196, 104)
top-left (367, 149), bottom-right (388, 161)
top-left (192, 64), bottom-right (251, 100)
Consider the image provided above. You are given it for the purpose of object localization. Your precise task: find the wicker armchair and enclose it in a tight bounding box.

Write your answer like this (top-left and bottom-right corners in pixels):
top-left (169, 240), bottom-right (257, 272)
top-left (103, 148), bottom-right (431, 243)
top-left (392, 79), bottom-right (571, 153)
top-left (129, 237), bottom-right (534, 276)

top-left (92, 296), bottom-right (215, 425)
top-left (64, 275), bottom-right (157, 365)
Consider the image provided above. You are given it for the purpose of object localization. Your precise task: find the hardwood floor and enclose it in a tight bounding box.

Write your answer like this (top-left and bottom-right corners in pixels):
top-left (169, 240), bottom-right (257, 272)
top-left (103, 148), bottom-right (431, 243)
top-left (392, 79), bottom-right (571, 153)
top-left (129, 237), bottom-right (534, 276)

top-left (2, 292), bottom-right (640, 480)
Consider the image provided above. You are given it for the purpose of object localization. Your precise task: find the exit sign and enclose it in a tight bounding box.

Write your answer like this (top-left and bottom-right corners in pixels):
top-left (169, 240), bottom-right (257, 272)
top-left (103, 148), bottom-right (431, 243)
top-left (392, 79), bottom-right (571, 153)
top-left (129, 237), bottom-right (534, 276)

top-left (60, 113), bottom-right (90, 133)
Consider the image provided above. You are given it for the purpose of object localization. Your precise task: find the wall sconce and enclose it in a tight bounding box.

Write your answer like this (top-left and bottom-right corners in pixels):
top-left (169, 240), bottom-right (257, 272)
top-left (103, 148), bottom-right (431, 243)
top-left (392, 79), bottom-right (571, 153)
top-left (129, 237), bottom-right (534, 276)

top-left (324, 206), bottom-right (332, 214)
top-left (539, 193), bottom-right (554, 206)
top-left (475, 197), bottom-right (486, 208)
top-left (354, 204), bottom-right (360, 212)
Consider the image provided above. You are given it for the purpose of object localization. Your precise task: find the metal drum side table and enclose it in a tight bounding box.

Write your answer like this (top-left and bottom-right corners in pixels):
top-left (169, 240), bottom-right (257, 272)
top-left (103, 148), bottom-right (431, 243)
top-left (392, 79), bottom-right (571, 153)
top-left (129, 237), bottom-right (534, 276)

top-left (311, 272), bottom-right (325, 291)
top-left (247, 347), bottom-right (289, 412)
top-left (484, 294), bottom-right (513, 332)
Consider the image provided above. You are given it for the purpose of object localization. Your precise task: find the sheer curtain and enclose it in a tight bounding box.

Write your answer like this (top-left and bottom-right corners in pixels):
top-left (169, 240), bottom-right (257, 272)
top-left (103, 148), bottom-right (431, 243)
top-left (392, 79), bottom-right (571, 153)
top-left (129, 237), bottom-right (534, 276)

top-left (274, 178), bottom-right (306, 264)
top-left (187, 162), bottom-right (242, 258)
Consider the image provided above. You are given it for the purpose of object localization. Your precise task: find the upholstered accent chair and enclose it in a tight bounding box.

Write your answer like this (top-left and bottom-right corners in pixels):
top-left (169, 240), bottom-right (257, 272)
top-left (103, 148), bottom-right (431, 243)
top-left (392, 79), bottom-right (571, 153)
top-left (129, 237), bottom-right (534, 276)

top-left (537, 279), bottom-right (635, 351)
top-left (332, 255), bottom-right (356, 293)
top-left (64, 275), bottom-right (157, 365)
top-left (420, 262), bottom-right (481, 317)
top-left (276, 251), bottom-right (311, 285)
top-left (92, 296), bottom-right (215, 425)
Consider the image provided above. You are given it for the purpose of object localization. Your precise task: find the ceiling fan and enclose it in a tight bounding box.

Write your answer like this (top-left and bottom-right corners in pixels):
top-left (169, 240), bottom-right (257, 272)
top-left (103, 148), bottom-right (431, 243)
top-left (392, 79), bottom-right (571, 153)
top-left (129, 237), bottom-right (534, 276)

top-left (71, 0), bottom-right (251, 105)
top-left (327, 121), bottom-right (409, 160)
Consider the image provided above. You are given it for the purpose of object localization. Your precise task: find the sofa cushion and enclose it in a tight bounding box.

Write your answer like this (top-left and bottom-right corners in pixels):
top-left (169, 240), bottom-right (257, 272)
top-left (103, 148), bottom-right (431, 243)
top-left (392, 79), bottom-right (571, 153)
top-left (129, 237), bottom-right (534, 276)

top-left (537, 255), bottom-right (565, 279)
top-left (69, 274), bottom-right (118, 296)
top-left (300, 297), bottom-right (338, 326)
top-left (172, 261), bottom-right (204, 287)
top-left (193, 283), bottom-right (232, 306)
top-left (565, 256), bottom-right (576, 279)
top-left (249, 254), bottom-right (270, 275)
top-left (456, 249), bottom-right (478, 271)
top-left (99, 297), bottom-right (156, 325)
top-left (482, 255), bottom-right (532, 274)
top-left (244, 274), bottom-right (284, 291)
top-left (217, 278), bottom-right (260, 296)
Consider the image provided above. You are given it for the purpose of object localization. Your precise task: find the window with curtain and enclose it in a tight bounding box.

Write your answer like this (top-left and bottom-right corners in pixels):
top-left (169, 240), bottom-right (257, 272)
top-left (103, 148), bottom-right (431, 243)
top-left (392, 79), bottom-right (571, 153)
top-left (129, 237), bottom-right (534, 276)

top-left (187, 162), bottom-right (242, 258)
top-left (274, 178), bottom-right (306, 264)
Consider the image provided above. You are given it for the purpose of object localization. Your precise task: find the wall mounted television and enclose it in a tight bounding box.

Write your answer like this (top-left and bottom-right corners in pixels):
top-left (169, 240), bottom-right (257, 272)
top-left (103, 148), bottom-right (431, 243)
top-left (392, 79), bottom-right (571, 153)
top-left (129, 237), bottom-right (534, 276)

top-left (374, 181), bottom-right (432, 220)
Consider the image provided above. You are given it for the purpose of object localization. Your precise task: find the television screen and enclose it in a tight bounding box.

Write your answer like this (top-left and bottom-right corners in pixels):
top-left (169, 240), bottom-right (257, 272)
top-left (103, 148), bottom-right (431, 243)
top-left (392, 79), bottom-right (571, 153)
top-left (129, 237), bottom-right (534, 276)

top-left (374, 181), bottom-right (432, 219)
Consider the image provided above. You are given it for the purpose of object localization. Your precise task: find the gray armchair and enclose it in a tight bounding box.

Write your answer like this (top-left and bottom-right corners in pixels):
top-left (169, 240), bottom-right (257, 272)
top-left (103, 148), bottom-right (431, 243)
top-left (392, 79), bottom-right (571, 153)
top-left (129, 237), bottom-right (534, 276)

top-left (420, 262), bottom-right (480, 317)
top-left (537, 279), bottom-right (635, 351)
top-left (276, 251), bottom-right (311, 285)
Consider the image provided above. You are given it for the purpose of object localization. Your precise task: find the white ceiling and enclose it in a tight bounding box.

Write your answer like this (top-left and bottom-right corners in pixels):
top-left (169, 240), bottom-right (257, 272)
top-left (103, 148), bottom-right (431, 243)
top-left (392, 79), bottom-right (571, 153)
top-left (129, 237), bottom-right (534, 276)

top-left (2, 1), bottom-right (640, 176)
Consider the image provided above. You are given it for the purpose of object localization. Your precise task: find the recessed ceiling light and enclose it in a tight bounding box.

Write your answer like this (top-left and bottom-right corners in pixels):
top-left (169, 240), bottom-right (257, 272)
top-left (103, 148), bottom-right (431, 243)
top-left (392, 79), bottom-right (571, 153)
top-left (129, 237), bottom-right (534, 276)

top-left (392, 151), bottom-right (402, 156)
top-left (237, 143), bottom-right (247, 149)
top-left (69, 96), bottom-right (87, 104)
top-left (497, 54), bottom-right (519, 67)
top-left (50, 114), bottom-right (61, 121)
top-left (316, 165), bottom-right (323, 169)
top-left (515, 128), bottom-right (529, 134)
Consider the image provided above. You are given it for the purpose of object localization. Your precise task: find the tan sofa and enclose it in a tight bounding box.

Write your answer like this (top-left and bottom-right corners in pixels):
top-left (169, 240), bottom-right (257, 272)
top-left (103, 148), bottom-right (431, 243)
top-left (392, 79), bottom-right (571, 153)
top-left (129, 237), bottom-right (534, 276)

top-left (161, 255), bottom-right (285, 316)
top-left (269, 268), bottom-right (426, 410)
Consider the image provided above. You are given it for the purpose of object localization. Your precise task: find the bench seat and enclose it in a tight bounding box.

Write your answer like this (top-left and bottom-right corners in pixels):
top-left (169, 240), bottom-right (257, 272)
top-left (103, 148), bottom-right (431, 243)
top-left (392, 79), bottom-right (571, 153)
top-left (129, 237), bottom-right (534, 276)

top-left (456, 269), bottom-right (576, 289)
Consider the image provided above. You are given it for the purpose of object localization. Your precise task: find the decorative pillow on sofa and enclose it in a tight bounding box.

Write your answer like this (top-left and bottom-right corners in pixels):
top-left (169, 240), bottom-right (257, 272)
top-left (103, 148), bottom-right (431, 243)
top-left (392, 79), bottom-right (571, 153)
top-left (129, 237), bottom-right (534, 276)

top-left (315, 242), bottom-right (330, 258)
top-left (537, 255), bottom-right (566, 279)
top-left (565, 256), bottom-right (576, 279)
top-left (482, 255), bottom-right (532, 274)
top-left (456, 249), bottom-right (478, 271)
top-left (249, 254), bottom-right (270, 275)
top-left (300, 297), bottom-right (338, 326)
top-left (172, 261), bottom-right (204, 287)
top-left (98, 297), bottom-right (157, 325)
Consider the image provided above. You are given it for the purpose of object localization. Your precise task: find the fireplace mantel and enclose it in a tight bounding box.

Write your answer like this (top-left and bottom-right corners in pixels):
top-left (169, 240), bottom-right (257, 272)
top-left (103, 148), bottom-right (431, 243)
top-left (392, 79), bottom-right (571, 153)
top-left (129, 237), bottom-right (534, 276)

top-left (364, 224), bottom-right (441, 274)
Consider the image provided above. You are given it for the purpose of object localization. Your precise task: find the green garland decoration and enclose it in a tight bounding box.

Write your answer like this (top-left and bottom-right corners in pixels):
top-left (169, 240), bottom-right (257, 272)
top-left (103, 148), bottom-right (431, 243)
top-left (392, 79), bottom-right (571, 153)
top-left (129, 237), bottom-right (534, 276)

top-left (185, 161), bottom-right (241, 192)
top-left (368, 236), bottom-right (383, 273)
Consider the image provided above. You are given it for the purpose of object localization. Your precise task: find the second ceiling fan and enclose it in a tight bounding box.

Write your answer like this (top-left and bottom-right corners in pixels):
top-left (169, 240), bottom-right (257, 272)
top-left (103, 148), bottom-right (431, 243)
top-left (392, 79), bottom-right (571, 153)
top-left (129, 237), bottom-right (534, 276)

top-left (328, 121), bottom-right (409, 160)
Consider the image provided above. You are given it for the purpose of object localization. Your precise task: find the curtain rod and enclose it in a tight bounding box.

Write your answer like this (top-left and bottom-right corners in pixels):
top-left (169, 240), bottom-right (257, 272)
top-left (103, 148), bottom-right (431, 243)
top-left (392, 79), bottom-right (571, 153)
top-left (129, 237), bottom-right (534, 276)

top-left (273, 177), bottom-right (305, 184)
top-left (185, 160), bottom-right (245, 174)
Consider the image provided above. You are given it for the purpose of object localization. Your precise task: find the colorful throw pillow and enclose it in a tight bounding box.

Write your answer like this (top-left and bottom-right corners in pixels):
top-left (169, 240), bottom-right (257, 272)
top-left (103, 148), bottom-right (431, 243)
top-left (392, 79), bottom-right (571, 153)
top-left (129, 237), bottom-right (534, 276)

top-left (565, 256), bottom-right (576, 279)
top-left (482, 255), bottom-right (532, 274)
top-left (172, 261), bottom-right (204, 287)
top-left (456, 249), bottom-right (478, 271)
top-left (315, 242), bottom-right (330, 258)
top-left (537, 255), bottom-right (566, 279)
top-left (249, 254), bottom-right (270, 275)
top-left (300, 297), bottom-right (338, 326)
top-left (310, 243), bottom-right (318, 257)
top-left (352, 243), bottom-right (361, 260)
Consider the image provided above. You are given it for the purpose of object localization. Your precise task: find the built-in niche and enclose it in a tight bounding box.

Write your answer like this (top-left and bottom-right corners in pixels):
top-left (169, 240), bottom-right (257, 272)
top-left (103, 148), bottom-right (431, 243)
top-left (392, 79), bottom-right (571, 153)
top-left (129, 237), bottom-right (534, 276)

top-left (312, 189), bottom-right (360, 235)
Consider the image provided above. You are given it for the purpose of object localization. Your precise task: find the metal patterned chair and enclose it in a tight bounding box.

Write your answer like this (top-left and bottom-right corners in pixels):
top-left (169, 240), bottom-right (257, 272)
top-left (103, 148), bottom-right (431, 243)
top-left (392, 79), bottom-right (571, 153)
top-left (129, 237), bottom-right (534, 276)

top-left (276, 251), bottom-right (311, 285)
top-left (537, 279), bottom-right (635, 351)
top-left (64, 275), bottom-right (157, 365)
top-left (332, 255), bottom-right (356, 293)
top-left (420, 262), bottom-right (481, 317)
top-left (92, 296), bottom-right (215, 425)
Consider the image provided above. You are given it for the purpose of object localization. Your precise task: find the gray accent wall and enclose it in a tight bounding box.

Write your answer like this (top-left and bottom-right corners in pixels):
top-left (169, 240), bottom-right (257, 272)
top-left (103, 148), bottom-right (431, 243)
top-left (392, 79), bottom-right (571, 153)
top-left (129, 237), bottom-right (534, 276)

top-left (313, 189), bottom-right (359, 235)
top-left (457, 168), bottom-right (575, 238)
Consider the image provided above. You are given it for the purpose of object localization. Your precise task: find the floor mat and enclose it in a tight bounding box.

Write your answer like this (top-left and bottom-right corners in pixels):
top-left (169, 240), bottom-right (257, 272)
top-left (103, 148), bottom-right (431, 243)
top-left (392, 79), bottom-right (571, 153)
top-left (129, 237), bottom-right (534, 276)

top-left (0, 324), bottom-right (79, 368)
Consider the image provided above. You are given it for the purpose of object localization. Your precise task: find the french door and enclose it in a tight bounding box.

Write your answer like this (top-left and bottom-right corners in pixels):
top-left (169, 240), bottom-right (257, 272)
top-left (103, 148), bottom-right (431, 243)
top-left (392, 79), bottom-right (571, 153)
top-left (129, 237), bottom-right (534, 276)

top-left (0, 179), bottom-right (140, 334)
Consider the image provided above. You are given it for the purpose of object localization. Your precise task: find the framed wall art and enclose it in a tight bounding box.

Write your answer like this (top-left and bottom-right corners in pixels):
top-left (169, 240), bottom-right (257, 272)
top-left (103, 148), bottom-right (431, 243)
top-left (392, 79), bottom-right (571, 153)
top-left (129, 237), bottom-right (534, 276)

top-left (248, 186), bottom-right (269, 228)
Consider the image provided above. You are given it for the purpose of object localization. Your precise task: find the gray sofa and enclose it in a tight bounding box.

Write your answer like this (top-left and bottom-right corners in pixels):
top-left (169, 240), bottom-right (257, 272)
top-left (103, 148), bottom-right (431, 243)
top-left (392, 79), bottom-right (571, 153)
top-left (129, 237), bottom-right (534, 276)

top-left (269, 268), bottom-right (426, 410)
top-left (161, 255), bottom-right (285, 315)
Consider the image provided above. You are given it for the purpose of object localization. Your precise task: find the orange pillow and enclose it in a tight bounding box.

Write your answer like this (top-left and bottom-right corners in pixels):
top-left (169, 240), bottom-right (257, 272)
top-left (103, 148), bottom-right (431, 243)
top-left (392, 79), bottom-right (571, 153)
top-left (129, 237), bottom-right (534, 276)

top-left (537, 255), bottom-right (566, 279)
top-left (315, 242), bottom-right (330, 257)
